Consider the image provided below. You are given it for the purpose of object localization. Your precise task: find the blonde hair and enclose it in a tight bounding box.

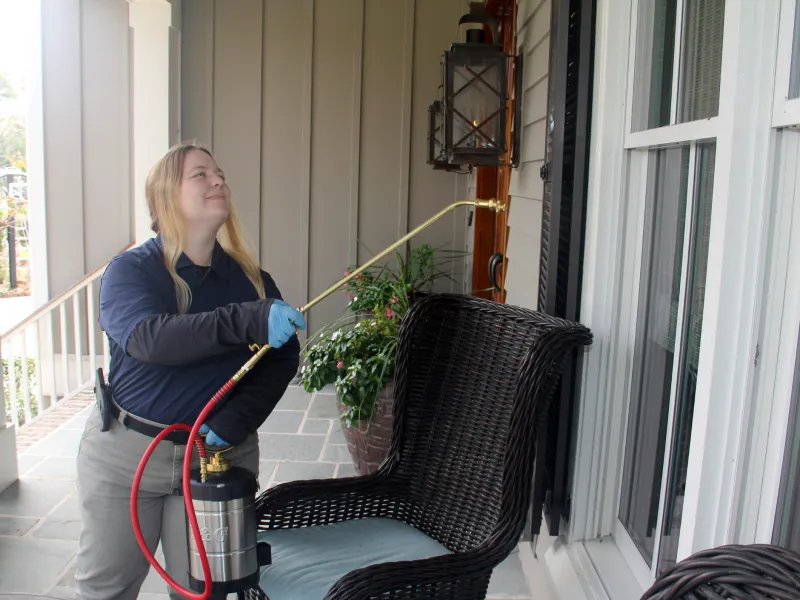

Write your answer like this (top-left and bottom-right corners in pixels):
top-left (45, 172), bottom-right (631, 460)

top-left (145, 141), bottom-right (266, 313)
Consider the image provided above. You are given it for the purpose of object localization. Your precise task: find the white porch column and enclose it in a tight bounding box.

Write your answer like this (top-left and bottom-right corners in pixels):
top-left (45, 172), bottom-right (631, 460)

top-left (0, 336), bottom-right (20, 493)
top-left (130, 0), bottom-right (180, 244)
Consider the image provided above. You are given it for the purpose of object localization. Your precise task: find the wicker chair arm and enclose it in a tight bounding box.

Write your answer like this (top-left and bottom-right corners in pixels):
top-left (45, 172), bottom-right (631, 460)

top-left (322, 542), bottom-right (506, 600)
top-left (255, 472), bottom-right (400, 531)
top-left (640, 544), bottom-right (800, 599)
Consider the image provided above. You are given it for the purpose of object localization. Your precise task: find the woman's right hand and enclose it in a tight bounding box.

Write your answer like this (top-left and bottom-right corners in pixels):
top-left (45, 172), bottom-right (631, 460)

top-left (267, 300), bottom-right (306, 348)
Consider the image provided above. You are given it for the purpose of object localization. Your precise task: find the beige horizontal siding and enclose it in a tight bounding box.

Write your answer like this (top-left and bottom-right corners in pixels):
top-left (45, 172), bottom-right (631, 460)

top-left (181, 0), bottom-right (470, 335)
top-left (505, 0), bottom-right (551, 311)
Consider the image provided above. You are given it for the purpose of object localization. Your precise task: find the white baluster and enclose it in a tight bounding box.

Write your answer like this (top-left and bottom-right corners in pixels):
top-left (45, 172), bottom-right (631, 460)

top-left (7, 335), bottom-right (19, 426)
top-left (73, 292), bottom-right (83, 388)
top-left (102, 329), bottom-right (110, 374)
top-left (19, 333), bottom-right (31, 422)
top-left (46, 311), bottom-right (57, 406)
top-left (0, 335), bottom-right (7, 428)
top-left (88, 280), bottom-right (97, 376)
top-left (34, 318), bottom-right (45, 412)
top-left (60, 302), bottom-right (69, 400)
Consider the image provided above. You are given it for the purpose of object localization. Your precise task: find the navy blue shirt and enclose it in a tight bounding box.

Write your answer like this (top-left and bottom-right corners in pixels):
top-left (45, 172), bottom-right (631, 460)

top-left (98, 235), bottom-right (295, 426)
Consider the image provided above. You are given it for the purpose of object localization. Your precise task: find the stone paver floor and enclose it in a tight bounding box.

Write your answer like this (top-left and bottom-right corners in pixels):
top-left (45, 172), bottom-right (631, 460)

top-left (0, 384), bottom-right (532, 599)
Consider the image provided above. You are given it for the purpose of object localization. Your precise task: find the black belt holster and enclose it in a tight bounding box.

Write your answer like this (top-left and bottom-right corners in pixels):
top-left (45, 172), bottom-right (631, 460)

top-left (94, 368), bottom-right (113, 432)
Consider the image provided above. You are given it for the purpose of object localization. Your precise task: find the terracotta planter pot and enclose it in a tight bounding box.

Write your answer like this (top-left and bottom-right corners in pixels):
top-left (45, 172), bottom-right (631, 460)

top-left (337, 383), bottom-right (394, 476)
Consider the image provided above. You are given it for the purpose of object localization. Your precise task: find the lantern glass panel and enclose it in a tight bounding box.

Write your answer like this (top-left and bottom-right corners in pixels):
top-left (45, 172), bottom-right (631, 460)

top-left (427, 101), bottom-right (447, 166)
top-left (449, 52), bottom-right (507, 156)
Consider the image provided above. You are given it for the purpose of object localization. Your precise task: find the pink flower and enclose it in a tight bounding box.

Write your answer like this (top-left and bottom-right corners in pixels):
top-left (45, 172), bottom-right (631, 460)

top-left (385, 308), bottom-right (395, 318)
top-left (390, 296), bottom-right (397, 304)
top-left (337, 361), bottom-right (344, 369)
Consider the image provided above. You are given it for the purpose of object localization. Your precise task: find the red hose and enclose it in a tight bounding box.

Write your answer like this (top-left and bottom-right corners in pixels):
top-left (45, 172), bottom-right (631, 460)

top-left (130, 378), bottom-right (237, 599)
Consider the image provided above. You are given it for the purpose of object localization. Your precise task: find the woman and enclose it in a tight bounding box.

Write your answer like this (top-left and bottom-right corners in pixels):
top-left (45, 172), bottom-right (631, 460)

top-left (74, 141), bottom-right (305, 600)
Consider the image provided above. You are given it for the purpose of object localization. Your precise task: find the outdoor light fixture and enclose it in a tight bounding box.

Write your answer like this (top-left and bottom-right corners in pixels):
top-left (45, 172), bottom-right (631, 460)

top-left (427, 99), bottom-right (470, 173)
top-left (427, 1), bottom-right (522, 170)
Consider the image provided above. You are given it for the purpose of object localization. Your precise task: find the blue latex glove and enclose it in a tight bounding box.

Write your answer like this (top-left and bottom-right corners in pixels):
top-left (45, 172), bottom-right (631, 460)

top-left (268, 300), bottom-right (306, 348)
top-left (199, 423), bottom-right (230, 448)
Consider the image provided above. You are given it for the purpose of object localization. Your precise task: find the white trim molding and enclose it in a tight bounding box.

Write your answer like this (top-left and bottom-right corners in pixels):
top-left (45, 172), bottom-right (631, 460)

top-left (25, 0), bottom-right (49, 309)
top-left (543, 540), bottom-right (605, 600)
top-left (567, 0), bottom-right (634, 548)
top-left (624, 119), bottom-right (718, 150)
top-left (677, 0), bottom-right (782, 558)
top-left (538, 537), bottom-right (645, 600)
top-left (129, 0), bottom-right (174, 244)
top-left (734, 129), bottom-right (800, 545)
top-left (0, 426), bottom-right (19, 494)
top-left (0, 336), bottom-right (19, 494)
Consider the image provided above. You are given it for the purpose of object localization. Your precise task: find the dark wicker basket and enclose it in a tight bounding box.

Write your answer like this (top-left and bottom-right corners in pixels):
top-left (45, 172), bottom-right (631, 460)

top-left (243, 293), bottom-right (593, 600)
top-left (640, 544), bottom-right (800, 600)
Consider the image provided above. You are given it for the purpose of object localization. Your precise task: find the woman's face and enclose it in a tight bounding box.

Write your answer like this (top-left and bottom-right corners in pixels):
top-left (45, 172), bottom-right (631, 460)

top-left (178, 149), bottom-right (230, 234)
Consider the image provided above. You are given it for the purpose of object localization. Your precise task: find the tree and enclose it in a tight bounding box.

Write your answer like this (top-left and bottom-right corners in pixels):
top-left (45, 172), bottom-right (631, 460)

top-left (0, 72), bottom-right (16, 102)
top-left (0, 115), bottom-right (25, 168)
top-left (0, 72), bottom-right (24, 168)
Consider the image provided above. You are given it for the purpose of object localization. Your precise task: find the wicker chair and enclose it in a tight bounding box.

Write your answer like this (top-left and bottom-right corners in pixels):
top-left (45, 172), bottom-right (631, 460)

top-left (640, 544), bottom-right (800, 599)
top-left (239, 293), bottom-right (593, 600)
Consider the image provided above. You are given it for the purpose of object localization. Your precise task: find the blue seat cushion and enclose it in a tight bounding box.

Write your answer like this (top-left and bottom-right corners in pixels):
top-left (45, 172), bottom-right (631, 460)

top-left (257, 517), bottom-right (452, 600)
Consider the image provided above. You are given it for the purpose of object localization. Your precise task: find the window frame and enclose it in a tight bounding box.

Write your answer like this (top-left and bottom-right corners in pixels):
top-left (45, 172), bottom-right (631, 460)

top-left (614, 142), bottom-right (714, 580)
top-left (732, 129), bottom-right (800, 547)
top-left (772, 0), bottom-right (800, 128)
top-left (556, 0), bottom-right (785, 596)
top-left (623, 0), bottom-right (721, 150)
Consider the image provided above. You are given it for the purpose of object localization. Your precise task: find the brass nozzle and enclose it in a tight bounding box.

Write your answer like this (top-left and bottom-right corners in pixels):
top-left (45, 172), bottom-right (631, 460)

top-left (475, 198), bottom-right (507, 212)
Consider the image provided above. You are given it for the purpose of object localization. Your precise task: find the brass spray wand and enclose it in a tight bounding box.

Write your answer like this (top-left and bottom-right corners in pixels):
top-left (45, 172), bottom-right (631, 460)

top-left (234, 198), bottom-right (506, 381)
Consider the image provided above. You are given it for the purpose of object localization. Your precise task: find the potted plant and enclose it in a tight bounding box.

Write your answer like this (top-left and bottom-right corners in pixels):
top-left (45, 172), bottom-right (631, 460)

top-left (299, 244), bottom-right (460, 475)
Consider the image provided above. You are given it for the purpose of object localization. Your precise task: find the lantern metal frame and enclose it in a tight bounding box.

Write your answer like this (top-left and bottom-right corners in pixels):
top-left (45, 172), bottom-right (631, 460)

top-left (427, 98), bottom-right (472, 173)
top-left (445, 43), bottom-right (505, 165)
top-left (427, 41), bottom-right (523, 170)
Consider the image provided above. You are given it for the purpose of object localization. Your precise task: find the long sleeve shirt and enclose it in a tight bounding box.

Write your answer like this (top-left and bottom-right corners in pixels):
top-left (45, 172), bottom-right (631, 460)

top-left (98, 235), bottom-right (299, 444)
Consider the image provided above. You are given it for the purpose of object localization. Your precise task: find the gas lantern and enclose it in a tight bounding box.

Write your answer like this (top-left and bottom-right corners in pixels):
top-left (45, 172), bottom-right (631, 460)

top-left (431, 1), bottom-right (522, 169)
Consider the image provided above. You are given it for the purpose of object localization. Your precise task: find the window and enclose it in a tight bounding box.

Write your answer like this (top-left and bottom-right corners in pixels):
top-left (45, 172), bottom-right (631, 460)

top-left (568, 0), bottom-right (789, 596)
top-left (773, 327), bottom-right (800, 553)
top-left (789, 0), bottom-right (800, 99)
top-left (773, 0), bottom-right (800, 126)
top-left (631, 0), bottom-right (725, 131)
top-left (615, 0), bottom-right (725, 580)
top-left (619, 147), bottom-right (690, 566)
top-left (618, 142), bottom-right (716, 575)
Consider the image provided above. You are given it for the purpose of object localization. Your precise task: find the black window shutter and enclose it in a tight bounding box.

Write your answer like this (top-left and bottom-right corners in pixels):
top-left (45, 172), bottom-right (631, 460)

top-left (527, 0), bottom-right (596, 540)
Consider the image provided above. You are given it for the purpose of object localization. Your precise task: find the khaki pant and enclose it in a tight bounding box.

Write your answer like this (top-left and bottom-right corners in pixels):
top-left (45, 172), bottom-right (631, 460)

top-left (74, 405), bottom-right (259, 600)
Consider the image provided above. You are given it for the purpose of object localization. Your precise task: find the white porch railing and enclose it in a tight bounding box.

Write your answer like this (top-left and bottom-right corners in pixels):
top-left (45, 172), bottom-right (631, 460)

top-left (1, 244), bottom-right (132, 428)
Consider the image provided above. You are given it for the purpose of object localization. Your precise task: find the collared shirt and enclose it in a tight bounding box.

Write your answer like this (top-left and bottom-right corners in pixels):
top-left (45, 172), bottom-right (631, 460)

top-left (98, 235), bottom-right (284, 425)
